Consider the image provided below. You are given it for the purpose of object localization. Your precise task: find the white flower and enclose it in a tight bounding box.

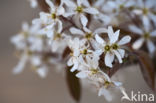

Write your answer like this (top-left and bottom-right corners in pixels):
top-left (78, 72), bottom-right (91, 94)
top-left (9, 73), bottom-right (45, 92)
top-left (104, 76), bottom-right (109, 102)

top-left (98, 73), bottom-right (122, 102)
top-left (129, 24), bottom-right (156, 54)
top-left (132, 0), bottom-right (156, 27)
top-left (63, 0), bottom-right (99, 26)
top-left (67, 38), bottom-right (93, 72)
top-left (67, 38), bottom-right (81, 72)
top-left (95, 26), bottom-right (131, 68)
top-left (11, 22), bottom-right (29, 50)
top-left (76, 54), bottom-right (100, 79)
top-left (36, 0), bottom-right (65, 35)
top-left (70, 26), bottom-right (107, 40)
top-left (102, 0), bottom-right (135, 13)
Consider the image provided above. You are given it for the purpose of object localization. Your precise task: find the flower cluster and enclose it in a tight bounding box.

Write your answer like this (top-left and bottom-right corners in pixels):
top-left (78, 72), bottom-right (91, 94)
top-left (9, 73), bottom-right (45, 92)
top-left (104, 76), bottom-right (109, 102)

top-left (11, 0), bottom-right (156, 102)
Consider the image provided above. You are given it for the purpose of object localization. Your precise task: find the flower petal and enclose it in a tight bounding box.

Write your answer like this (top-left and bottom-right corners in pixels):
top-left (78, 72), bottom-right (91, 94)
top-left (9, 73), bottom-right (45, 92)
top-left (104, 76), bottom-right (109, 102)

top-left (95, 34), bottom-right (105, 45)
top-left (76, 71), bottom-right (87, 78)
top-left (118, 36), bottom-right (131, 45)
top-left (84, 8), bottom-right (99, 15)
top-left (142, 15), bottom-right (150, 32)
top-left (113, 50), bottom-right (122, 63)
top-left (80, 14), bottom-right (88, 27)
top-left (70, 27), bottom-right (84, 35)
top-left (13, 53), bottom-right (28, 74)
top-left (36, 66), bottom-right (48, 78)
top-left (129, 25), bottom-right (143, 34)
top-left (110, 30), bottom-right (120, 44)
top-left (98, 87), bottom-right (113, 102)
top-left (151, 30), bottom-right (156, 37)
top-left (118, 49), bottom-right (125, 58)
top-left (46, 0), bottom-right (55, 10)
top-left (147, 40), bottom-right (155, 54)
top-left (107, 26), bottom-right (114, 41)
top-left (94, 28), bottom-right (107, 34)
top-left (132, 38), bottom-right (144, 49)
top-left (57, 6), bottom-right (65, 15)
top-left (105, 52), bottom-right (114, 68)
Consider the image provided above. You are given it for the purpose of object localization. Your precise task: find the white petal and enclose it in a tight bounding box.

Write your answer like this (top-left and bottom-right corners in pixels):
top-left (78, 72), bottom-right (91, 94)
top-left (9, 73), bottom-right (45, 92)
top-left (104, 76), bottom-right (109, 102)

top-left (57, 20), bottom-right (63, 33)
top-left (118, 49), bottom-right (125, 58)
top-left (67, 58), bottom-right (73, 66)
top-left (70, 62), bottom-right (78, 72)
top-left (107, 26), bottom-right (114, 41)
top-left (133, 9), bottom-right (143, 15)
top-left (62, 0), bottom-right (76, 7)
top-left (95, 34), bottom-right (105, 45)
top-left (77, 0), bottom-right (83, 6)
top-left (94, 28), bottom-right (107, 34)
top-left (80, 14), bottom-right (88, 27)
top-left (110, 30), bottom-right (120, 44)
top-left (13, 53), bottom-right (28, 74)
top-left (105, 52), bottom-right (114, 68)
top-left (132, 38), bottom-right (144, 49)
top-left (82, 0), bottom-right (90, 7)
top-left (147, 40), bottom-right (155, 54)
top-left (22, 22), bottom-right (29, 31)
top-left (98, 87), bottom-right (113, 102)
top-left (76, 71), bottom-right (87, 78)
top-left (83, 26), bottom-right (91, 33)
top-left (94, 0), bottom-right (105, 7)
top-left (113, 50), bottom-right (122, 63)
top-left (36, 67), bottom-right (48, 78)
top-left (70, 27), bottom-right (84, 35)
top-left (46, 0), bottom-right (54, 10)
top-left (118, 36), bottom-right (131, 45)
top-left (84, 8), bottom-right (99, 15)
top-left (129, 25), bottom-right (143, 34)
top-left (151, 30), bottom-right (156, 37)
top-left (63, 12), bottom-right (75, 17)
top-left (30, 0), bottom-right (38, 8)
top-left (57, 6), bottom-right (65, 15)
top-left (142, 15), bottom-right (150, 32)
top-left (113, 81), bottom-right (122, 87)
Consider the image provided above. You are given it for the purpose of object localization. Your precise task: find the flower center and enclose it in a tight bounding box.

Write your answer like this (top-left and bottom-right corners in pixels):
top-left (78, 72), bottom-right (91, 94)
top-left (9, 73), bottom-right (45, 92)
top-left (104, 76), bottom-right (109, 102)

top-left (51, 13), bottom-right (57, 19)
top-left (104, 81), bottom-right (111, 88)
top-left (112, 44), bottom-right (119, 50)
top-left (143, 8), bottom-right (148, 15)
top-left (54, 33), bottom-right (61, 40)
top-left (81, 49), bottom-right (88, 55)
top-left (104, 45), bottom-right (111, 51)
top-left (119, 4), bottom-right (124, 9)
top-left (85, 32), bottom-right (93, 40)
top-left (76, 6), bottom-right (83, 13)
top-left (91, 68), bottom-right (98, 75)
top-left (143, 32), bottom-right (150, 39)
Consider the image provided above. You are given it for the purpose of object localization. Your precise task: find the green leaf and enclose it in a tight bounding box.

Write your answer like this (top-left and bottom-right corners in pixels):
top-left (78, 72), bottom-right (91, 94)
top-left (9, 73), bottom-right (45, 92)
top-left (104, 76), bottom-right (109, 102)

top-left (135, 51), bottom-right (155, 90)
top-left (66, 66), bottom-right (81, 102)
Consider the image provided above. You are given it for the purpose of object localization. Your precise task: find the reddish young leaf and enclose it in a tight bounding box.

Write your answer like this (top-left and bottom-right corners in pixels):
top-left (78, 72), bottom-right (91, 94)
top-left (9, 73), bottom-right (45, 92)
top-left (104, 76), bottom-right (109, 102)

top-left (135, 51), bottom-right (155, 90)
top-left (66, 66), bottom-right (81, 102)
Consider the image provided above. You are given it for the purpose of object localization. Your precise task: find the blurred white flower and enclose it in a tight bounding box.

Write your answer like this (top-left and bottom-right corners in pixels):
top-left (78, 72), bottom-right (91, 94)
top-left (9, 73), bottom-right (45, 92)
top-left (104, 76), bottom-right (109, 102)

top-left (70, 26), bottom-right (107, 40)
top-left (95, 26), bottom-right (131, 68)
top-left (63, 0), bottom-right (99, 26)
top-left (132, 0), bottom-right (156, 27)
top-left (129, 24), bottom-right (156, 54)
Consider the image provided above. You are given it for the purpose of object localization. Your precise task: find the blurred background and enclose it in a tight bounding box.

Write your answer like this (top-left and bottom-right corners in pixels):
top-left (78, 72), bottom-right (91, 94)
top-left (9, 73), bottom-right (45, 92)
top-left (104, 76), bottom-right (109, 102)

top-left (0, 0), bottom-right (155, 103)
